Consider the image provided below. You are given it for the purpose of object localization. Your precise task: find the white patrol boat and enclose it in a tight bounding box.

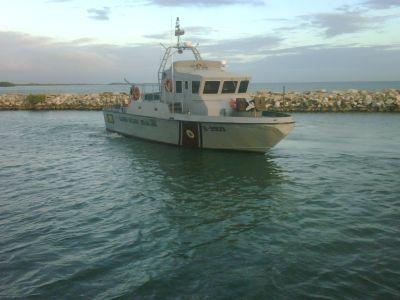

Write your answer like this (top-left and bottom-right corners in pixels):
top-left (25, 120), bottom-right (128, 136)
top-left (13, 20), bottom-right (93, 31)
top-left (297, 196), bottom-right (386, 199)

top-left (103, 18), bottom-right (294, 153)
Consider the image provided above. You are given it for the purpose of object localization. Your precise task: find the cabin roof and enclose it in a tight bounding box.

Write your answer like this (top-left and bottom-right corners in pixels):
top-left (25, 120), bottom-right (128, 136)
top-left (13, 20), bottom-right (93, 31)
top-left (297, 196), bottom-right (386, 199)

top-left (169, 60), bottom-right (250, 79)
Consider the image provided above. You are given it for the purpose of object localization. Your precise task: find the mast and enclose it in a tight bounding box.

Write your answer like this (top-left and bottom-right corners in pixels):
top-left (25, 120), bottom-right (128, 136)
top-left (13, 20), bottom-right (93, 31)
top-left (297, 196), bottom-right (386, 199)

top-left (157, 17), bottom-right (203, 94)
top-left (175, 17), bottom-right (185, 50)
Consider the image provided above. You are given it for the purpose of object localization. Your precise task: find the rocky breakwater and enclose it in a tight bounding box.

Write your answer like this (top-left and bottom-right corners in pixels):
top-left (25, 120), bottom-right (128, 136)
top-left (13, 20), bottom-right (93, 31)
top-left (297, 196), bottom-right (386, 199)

top-left (0, 92), bottom-right (130, 111)
top-left (1, 89), bottom-right (400, 112)
top-left (252, 89), bottom-right (400, 112)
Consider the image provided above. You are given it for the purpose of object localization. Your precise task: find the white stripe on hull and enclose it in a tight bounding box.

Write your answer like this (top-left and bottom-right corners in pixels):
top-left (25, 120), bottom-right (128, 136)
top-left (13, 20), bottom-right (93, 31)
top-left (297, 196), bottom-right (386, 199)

top-left (103, 110), bottom-right (294, 153)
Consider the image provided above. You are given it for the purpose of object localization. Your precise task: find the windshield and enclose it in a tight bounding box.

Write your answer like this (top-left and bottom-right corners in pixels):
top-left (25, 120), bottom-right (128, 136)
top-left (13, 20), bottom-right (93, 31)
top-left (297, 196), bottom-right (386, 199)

top-left (238, 80), bottom-right (249, 93)
top-left (203, 81), bottom-right (220, 94)
top-left (222, 81), bottom-right (238, 94)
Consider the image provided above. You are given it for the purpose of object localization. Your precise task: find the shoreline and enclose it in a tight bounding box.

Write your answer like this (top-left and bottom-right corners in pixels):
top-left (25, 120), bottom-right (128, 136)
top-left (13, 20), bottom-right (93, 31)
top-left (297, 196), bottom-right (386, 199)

top-left (1, 89), bottom-right (399, 112)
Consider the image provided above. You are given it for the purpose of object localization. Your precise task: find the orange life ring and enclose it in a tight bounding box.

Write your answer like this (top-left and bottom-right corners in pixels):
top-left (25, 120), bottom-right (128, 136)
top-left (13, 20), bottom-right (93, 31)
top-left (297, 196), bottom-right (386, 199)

top-left (132, 86), bottom-right (140, 101)
top-left (164, 79), bottom-right (173, 92)
top-left (229, 98), bottom-right (237, 109)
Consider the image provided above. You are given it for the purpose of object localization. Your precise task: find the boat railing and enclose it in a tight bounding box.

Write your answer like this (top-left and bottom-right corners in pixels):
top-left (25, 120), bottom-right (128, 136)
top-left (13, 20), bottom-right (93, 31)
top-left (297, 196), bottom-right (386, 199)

top-left (132, 83), bottom-right (160, 101)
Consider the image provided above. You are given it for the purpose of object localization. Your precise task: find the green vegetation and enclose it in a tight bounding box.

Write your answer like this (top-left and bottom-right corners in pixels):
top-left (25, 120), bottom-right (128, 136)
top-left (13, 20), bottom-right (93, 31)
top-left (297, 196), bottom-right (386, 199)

top-left (0, 82), bottom-right (16, 87)
top-left (26, 94), bottom-right (46, 105)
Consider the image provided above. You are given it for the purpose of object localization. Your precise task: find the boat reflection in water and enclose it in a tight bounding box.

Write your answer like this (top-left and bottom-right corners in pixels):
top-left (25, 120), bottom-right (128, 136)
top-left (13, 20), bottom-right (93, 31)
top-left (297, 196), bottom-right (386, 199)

top-left (108, 131), bottom-right (293, 217)
top-left (104, 133), bottom-right (297, 297)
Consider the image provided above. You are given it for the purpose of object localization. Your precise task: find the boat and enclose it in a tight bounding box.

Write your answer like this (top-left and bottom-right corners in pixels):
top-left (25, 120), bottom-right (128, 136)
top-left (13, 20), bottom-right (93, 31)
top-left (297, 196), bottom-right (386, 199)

top-left (103, 18), bottom-right (294, 153)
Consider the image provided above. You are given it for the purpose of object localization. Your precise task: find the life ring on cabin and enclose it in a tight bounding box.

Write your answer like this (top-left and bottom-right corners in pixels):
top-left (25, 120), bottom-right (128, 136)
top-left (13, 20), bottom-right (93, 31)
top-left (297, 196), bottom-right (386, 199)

top-left (132, 86), bottom-right (140, 101)
top-left (229, 98), bottom-right (237, 109)
top-left (186, 129), bottom-right (195, 139)
top-left (164, 79), bottom-right (173, 92)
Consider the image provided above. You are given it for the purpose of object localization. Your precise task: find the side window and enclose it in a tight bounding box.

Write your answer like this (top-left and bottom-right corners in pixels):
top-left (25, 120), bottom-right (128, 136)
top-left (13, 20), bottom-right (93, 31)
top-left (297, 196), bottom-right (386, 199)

top-left (238, 80), bottom-right (249, 93)
top-left (175, 81), bottom-right (182, 93)
top-left (222, 81), bottom-right (238, 94)
top-left (192, 81), bottom-right (200, 94)
top-left (203, 81), bottom-right (220, 94)
top-left (185, 81), bottom-right (188, 89)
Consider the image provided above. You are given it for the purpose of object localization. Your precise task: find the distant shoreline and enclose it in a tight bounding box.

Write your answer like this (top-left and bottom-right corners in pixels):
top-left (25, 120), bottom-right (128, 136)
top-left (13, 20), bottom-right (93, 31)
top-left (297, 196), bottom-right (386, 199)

top-left (0, 83), bottom-right (128, 87)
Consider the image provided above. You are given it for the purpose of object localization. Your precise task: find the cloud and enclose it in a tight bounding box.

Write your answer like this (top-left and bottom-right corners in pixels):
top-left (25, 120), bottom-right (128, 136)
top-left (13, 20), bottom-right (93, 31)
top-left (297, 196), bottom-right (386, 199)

top-left (184, 26), bottom-right (217, 35)
top-left (303, 10), bottom-right (396, 37)
top-left (233, 44), bottom-right (400, 82)
top-left (143, 26), bottom-right (216, 43)
top-left (0, 31), bottom-right (161, 83)
top-left (363, 0), bottom-right (400, 9)
top-left (264, 17), bottom-right (290, 22)
top-left (0, 31), bottom-right (399, 83)
top-left (87, 7), bottom-right (111, 21)
top-left (72, 37), bottom-right (97, 45)
top-left (147, 0), bottom-right (264, 6)
top-left (143, 33), bottom-right (168, 40)
top-left (203, 35), bottom-right (283, 55)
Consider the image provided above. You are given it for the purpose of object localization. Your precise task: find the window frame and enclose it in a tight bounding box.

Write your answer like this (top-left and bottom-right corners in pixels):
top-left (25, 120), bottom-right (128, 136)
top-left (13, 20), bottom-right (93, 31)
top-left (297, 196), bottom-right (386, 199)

top-left (238, 80), bottom-right (249, 93)
top-left (192, 81), bottom-right (200, 94)
top-left (222, 80), bottom-right (238, 94)
top-left (203, 81), bottom-right (221, 94)
top-left (175, 81), bottom-right (182, 93)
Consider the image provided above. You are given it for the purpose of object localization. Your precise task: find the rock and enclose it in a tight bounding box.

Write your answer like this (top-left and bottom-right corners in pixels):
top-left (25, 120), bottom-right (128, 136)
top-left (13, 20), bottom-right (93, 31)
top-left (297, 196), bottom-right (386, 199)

top-left (364, 94), bottom-right (373, 105)
top-left (386, 99), bottom-right (394, 105)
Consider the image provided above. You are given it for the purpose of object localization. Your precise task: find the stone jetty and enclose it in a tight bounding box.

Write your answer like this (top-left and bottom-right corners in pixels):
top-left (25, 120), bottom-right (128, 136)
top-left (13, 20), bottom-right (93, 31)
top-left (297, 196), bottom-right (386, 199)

top-left (253, 89), bottom-right (400, 112)
top-left (0, 92), bottom-right (129, 111)
top-left (0, 89), bottom-right (400, 112)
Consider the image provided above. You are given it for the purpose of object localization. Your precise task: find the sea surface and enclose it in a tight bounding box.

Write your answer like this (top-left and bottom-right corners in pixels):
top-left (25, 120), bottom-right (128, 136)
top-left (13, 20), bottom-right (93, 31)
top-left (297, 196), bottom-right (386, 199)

top-left (1, 81), bottom-right (400, 95)
top-left (0, 111), bottom-right (399, 299)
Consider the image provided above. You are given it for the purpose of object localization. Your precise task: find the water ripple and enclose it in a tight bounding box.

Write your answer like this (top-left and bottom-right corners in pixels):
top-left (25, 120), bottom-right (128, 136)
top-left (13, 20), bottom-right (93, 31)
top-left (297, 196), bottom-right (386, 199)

top-left (0, 111), bottom-right (399, 299)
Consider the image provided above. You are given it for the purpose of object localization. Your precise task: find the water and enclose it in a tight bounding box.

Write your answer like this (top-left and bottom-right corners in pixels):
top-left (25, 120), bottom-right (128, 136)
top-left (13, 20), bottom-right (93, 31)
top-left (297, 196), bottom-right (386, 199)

top-left (0, 111), bottom-right (399, 299)
top-left (1, 81), bottom-right (400, 95)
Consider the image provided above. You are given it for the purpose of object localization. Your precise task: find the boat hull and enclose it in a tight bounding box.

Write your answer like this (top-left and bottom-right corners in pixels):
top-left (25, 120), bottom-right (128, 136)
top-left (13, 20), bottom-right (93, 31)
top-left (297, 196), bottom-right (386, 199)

top-left (103, 110), bottom-right (294, 153)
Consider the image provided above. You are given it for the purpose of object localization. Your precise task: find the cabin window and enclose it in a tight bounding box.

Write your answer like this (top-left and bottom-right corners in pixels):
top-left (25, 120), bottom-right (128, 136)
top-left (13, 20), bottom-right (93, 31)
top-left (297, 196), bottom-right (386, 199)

top-left (185, 81), bottom-right (188, 89)
top-left (203, 81), bottom-right (220, 94)
top-left (238, 80), bottom-right (249, 93)
top-left (192, 81), bottom-right (200, 94)
top-left (175, 81), bottom-right (182, 93)
top-left (222, 81), bottom-right (238, 94)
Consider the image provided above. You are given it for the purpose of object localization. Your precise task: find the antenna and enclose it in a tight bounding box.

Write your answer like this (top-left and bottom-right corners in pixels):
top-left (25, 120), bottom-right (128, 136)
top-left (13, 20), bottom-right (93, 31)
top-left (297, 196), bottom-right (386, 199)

top-left (175, 17), bottom-right (185, 52)
top-left (170, 16), bottom-right (173, 46)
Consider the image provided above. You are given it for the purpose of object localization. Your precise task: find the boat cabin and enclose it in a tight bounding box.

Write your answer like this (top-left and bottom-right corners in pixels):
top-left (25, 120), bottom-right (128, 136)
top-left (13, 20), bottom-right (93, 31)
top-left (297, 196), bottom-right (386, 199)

top-left (160, 60), bottom-right (251, 116)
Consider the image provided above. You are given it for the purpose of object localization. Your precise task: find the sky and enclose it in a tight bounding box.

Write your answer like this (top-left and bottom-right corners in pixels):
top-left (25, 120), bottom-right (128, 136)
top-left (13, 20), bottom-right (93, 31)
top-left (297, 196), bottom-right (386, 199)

top-left (0, 0), bottom-right (399, 83)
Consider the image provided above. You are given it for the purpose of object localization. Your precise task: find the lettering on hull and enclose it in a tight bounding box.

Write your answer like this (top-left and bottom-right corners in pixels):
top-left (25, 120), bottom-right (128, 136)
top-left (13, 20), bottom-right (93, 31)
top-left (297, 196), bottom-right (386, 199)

top-left (119, 115), bottom-right (157, 127)
top-left (203, 126), bottom-right (225, 132)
